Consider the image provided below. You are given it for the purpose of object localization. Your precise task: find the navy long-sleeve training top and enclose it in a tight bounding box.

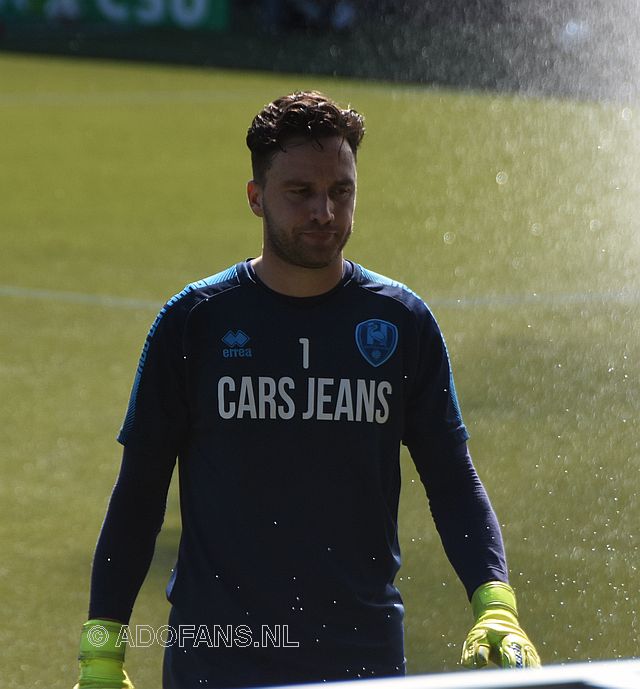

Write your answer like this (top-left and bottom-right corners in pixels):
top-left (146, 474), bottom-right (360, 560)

top-left (89, 260), bottom-right (507, 687)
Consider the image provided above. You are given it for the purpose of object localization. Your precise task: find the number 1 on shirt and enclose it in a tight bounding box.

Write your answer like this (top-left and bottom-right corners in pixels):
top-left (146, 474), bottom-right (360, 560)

top-left (299, 338), bottom-right (310, 370)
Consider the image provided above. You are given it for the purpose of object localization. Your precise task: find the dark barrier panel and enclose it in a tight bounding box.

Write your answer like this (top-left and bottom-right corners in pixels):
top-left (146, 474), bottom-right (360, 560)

top-left (1, 1), bottom-right (638, 102)
top-left (0, 0), bottom-right (229, 30)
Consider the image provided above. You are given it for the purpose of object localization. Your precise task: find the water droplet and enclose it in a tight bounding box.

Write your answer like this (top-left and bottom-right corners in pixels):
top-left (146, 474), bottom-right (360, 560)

top-left (496, 170), bottom-right (508, 185)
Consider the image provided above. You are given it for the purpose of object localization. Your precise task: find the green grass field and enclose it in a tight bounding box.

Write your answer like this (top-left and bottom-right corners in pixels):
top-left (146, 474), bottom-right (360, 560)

top-left (1, 53), bottom-right (639, 689)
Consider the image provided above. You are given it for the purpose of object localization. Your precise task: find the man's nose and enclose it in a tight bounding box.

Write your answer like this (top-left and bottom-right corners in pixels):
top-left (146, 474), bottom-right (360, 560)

top-left (310, 194), bottom-right (335, 224)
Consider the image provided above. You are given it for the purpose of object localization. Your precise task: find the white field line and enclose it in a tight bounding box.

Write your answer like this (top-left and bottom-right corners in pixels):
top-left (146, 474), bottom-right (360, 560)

top-left (0, 284), bottom-right (160, 310)
top-left (428, 290), bottom-right (640, 308)
top-left (1, 284), bottom-right (638, 311)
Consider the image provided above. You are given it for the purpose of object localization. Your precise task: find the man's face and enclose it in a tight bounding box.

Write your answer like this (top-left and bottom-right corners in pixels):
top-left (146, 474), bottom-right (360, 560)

top-left (248, 136), bottom-right (357, 270)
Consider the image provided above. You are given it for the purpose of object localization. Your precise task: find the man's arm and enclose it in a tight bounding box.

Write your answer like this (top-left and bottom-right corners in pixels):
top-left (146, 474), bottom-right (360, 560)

top-left (74, 445), bottom-right (176, 688)
top-left (418, 441), bottom-right (507, 598)
top-left (89, 445), bottom-right (176, 622)
top-left (414, 440), bottom-right (540, 668)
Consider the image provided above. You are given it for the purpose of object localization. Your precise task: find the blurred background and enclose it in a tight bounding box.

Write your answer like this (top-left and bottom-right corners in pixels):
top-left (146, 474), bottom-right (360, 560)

top-left (2, 0), bottom-right (640, 100)
top-left (1, 2), bottom-right (639, 688)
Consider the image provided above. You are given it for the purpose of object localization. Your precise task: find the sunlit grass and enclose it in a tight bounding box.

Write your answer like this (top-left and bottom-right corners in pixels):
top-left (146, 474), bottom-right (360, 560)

top-left (1, 53), bottom-right (638, 687)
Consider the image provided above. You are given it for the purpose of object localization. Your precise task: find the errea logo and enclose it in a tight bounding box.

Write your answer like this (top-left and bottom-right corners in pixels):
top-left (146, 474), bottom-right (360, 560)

top-left (222, 330), bottom-right (253, 359)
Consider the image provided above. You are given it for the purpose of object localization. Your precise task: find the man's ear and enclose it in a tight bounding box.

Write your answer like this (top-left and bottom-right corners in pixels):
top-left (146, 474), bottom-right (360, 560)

top-left (247, 180), bottom-right (264, 218)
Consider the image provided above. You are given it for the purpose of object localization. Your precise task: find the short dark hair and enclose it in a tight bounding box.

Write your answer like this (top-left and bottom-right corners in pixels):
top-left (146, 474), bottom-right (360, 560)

top-left (246, 91), bottom-right (365, 185)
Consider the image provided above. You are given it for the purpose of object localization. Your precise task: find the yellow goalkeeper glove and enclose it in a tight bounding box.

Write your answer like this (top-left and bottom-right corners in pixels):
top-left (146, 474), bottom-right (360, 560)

top-left (461, 581), bottom-right (541, 669)
top-left (73, 619), bottom-right (135, 689)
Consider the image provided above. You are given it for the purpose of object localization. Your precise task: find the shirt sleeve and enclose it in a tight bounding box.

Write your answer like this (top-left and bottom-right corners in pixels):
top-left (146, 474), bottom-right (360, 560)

top-left (117, 294), bottom-right (190, 456)
top-left (414, 441), bottom-right (509, 599)
top-left (402, 306), bottom-right (506, 598)
top-left (89, 445), bottom-right (176, 623)
top-left (402, 304), bottom-right (469, 454)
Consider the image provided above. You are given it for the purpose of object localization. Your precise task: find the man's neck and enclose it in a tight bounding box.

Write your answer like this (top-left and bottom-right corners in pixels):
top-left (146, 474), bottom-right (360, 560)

top-left (251, 255), bottom-right (345, 297)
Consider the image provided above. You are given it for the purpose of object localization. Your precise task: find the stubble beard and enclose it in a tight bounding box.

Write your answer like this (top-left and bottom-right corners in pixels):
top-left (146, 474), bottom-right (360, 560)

top-left (262, 203), bottom-right (352, 270)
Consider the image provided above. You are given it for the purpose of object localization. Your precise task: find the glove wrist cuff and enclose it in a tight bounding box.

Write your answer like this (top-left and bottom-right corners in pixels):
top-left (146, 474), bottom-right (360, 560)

top-left (471, 581), bottom-right (518, 620)
top-left (79, 619), bottom-right (127, 662)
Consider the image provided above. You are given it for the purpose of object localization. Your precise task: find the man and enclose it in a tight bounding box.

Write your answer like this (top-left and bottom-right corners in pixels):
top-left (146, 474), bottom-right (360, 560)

top-left (75, 91), bottom-right (540, 689)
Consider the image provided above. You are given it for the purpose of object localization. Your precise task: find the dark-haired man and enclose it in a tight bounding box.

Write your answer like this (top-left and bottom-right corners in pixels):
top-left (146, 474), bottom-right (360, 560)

top-left (74, 92), bottom-right (540, 689)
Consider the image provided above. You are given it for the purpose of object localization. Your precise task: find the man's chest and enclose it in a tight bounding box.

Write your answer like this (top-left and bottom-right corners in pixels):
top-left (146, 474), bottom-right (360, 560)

top-left (183, 296), bottom-right (410, 426)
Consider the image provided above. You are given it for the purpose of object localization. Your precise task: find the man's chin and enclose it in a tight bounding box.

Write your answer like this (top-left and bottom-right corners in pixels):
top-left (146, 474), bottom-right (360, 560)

top-left (280, 246), bottom-right (344, 270)
top-left (267, 232), bottom-right (350, 270)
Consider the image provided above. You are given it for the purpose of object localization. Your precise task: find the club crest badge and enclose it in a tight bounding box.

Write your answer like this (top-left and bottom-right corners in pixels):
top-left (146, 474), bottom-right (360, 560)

top-left (355, 319), bottom-right (398, 367)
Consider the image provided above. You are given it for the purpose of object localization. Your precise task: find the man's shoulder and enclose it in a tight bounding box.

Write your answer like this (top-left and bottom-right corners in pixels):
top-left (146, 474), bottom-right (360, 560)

top-left (150, 263), bottom-right (243, 332)
top-left (184, 264), bottom-right (243, 298)
top-left (170, 263), bottom-right (243, 306)
top-left (351, 263), bottom-right (429, 313)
